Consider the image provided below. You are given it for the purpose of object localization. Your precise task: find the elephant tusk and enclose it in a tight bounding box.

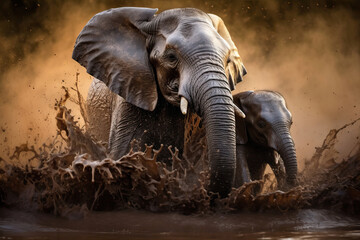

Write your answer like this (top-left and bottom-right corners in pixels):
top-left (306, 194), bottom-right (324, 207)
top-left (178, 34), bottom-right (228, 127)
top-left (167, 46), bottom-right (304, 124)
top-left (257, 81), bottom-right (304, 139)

top-left (180, 97), bottom-right (188, 115)
top-left (233, 102), bottom-right (246, 118)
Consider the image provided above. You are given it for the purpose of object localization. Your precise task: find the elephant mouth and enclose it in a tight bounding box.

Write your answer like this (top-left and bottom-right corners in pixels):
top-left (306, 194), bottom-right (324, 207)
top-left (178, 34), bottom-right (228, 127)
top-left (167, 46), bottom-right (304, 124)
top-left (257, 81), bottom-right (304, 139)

top-left (167, 78), bottom-right (179, 93)
top-left (164, 85), bottom-right (191, 116)
top-left (166, 94), bottom-right (189, 116)
top-left (163, 79), bottom-right (182, 106)
top-left (164, 94), bottom-right (180, 106)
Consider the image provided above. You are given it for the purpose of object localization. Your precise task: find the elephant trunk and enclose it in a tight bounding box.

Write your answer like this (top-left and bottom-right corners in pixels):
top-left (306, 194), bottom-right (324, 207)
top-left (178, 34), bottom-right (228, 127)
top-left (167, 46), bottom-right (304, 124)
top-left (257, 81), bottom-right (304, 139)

top-left (188, 60), bottom-right (236, 198)
top-left (204, 95), bottom-right (236, 197)
top-left (273, 122), bottom-right (298, 186)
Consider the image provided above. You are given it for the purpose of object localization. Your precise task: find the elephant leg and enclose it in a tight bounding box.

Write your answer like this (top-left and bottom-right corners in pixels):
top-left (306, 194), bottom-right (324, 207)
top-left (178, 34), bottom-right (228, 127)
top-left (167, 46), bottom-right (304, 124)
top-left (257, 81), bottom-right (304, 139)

top-left (250, 162), bottom-right (267, 181)
top-left (250, 161), bottom-right (267, 195)
top-left (108, 99), bottom-right (143, 159)
top-left (243, 144), bottom-right (267, 181)
top-left (109, 98), bottom-right (185, 162)
top-left (86, 78), bottom-right (117, 143)
top-left (234, 144), bottom-right (251, 188)
top-left (244, 145), bottom-right (271, 194)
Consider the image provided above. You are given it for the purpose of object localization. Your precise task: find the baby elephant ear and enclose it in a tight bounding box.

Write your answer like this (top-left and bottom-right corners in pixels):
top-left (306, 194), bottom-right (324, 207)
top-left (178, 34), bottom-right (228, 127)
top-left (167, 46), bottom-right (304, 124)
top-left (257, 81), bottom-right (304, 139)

top-left (72, 7), bottom-right (158, 111)
top-left (208, 13), bottom-right (247, 90)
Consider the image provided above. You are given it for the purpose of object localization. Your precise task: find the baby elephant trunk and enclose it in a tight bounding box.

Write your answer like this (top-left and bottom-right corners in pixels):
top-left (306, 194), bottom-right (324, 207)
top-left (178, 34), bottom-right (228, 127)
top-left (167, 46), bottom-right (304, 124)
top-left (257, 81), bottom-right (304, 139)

top-left (273, 123), bottom-right (298, 186)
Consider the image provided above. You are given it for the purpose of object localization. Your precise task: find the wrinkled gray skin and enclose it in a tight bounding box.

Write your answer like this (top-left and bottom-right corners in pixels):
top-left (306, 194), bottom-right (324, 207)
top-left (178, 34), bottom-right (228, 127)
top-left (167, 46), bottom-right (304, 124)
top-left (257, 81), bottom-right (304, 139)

top-left (73, 7), bottom-right (247, 197)
top-left (233, 91), bottom-right (298, 190)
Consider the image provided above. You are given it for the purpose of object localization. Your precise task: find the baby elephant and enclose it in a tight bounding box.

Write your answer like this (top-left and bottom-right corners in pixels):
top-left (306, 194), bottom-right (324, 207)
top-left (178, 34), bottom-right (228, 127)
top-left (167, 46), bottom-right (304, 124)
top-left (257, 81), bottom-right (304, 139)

top-left (233, 90), bottom-right (298, 190)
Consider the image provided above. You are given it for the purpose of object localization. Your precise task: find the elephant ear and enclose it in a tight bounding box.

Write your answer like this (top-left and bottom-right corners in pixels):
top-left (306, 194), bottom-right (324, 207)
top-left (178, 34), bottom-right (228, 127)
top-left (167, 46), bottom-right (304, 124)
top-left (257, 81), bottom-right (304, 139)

top-left (72, 7), bottom-right (158, 111)
top-left (233, 91), bottom-right (254, 144)
top-left (208, 13), bottom-right (247, 91)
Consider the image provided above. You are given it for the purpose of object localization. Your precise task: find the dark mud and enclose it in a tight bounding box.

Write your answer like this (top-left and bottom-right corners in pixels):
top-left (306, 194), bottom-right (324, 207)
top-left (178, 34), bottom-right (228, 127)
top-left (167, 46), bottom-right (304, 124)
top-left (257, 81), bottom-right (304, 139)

top-left (0, 89), bottom-right (360, 239)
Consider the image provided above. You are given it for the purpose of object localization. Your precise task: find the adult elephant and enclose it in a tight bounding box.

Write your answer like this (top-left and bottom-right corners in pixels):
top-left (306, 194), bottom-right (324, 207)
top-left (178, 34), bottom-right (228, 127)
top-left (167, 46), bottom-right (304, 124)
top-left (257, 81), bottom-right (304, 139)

top-left (72, 7), bottom-right (247, 197)
top-left (233, 91), bottom-right (298, 190)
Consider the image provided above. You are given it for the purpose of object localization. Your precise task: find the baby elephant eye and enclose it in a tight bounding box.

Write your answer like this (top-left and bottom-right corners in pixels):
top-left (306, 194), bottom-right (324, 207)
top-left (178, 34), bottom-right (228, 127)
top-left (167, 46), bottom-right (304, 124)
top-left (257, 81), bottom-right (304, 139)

top-left (257, 119), bottom-right (267, 129)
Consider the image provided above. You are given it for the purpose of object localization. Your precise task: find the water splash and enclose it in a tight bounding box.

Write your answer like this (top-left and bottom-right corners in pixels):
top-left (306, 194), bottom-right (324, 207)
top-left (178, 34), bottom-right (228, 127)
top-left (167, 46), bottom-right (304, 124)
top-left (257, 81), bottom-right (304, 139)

top-left (0, 87), bottom-right (359, 217)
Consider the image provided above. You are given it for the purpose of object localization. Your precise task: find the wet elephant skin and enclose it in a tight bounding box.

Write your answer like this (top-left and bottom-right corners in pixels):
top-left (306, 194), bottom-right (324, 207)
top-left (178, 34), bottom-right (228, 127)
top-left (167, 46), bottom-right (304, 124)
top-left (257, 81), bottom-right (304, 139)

top-left (72, 7), bottom-right (247, 197)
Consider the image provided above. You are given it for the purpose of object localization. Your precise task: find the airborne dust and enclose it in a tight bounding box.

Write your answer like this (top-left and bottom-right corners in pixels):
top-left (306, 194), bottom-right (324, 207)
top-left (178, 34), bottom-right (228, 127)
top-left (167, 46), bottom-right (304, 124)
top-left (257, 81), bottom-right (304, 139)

top-left (0, 0), bottom-right (359, 218)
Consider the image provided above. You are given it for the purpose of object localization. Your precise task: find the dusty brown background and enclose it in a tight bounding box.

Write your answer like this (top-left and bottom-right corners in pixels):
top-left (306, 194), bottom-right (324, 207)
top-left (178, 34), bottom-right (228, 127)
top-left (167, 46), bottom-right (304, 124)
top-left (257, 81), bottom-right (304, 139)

top-left (1, 0), bottom-right (359, 168)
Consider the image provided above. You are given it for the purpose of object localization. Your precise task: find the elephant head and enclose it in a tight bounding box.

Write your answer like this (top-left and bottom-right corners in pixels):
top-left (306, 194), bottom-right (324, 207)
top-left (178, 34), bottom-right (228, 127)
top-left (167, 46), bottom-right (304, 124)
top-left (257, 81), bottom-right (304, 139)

top-left (72, 7), bottom-right (247, 197)
top-left (233, 91), bottom-right (298, 186)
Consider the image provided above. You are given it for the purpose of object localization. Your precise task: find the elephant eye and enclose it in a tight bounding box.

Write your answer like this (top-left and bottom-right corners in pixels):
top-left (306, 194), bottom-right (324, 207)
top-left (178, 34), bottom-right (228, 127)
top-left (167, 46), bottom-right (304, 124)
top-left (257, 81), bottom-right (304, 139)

top-left (257, 119), bottom-right (267, 129)
top-left (163, 49), bottom-right (179, 68)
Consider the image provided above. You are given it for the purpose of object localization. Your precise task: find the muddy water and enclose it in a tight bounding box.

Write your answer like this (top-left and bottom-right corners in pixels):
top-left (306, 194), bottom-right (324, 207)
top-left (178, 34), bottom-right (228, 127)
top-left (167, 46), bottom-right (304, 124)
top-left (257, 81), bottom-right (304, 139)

top-left (1, 90), bottom-right (360, 239)
top-left (1, 208), bottom-right (360, 239)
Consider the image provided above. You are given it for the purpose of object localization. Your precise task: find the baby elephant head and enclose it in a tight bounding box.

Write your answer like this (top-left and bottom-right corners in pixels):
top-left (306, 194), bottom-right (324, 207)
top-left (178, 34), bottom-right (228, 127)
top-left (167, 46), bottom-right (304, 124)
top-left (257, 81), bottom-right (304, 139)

top-left (72, 7), bottom-right (247, 197)
top-left (234, 90), bottom-right (298, 186)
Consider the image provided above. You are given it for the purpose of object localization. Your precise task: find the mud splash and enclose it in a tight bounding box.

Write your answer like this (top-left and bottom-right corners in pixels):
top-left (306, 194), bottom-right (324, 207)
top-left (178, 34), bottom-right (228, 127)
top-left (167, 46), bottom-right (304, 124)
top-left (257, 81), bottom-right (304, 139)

top-left (0, 88), bottom-right (359, 218)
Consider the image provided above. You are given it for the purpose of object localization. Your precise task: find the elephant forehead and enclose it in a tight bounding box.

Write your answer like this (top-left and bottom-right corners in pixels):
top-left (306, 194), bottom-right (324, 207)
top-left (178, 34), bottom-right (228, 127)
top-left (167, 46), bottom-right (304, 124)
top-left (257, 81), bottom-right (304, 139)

top-left (164, 23), bottom-right (230, 57)
top-left (158, 9), bottom-right (214, 39)
top-left (259, 103), bottom-right (292, 122)
top-left (247, 93), bottom-right (291, 119)
top-left (159, 8), bottom-right (210, 21)
top-left (253, 91), bottom-right (285, 102)
top-left (179, 21), bottom-right (216, 38)
top-left (251, 92), bottom-right (284, 108)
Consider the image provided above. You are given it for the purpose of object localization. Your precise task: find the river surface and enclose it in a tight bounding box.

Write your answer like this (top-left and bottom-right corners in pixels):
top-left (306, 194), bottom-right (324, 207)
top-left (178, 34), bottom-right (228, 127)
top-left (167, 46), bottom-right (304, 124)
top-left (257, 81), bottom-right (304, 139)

top-left (1, 208), bottom-right (359, 239)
